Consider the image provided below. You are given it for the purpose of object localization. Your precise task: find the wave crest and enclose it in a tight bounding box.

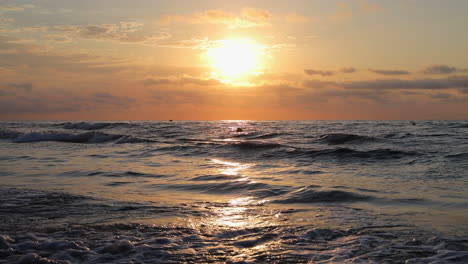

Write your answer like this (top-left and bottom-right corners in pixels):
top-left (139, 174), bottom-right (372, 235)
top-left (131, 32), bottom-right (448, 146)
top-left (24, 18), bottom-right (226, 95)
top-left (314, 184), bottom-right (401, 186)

top-left (274, 186), bottom-right (371, 203)
top-left (62, 121), bottom-right (130, 130)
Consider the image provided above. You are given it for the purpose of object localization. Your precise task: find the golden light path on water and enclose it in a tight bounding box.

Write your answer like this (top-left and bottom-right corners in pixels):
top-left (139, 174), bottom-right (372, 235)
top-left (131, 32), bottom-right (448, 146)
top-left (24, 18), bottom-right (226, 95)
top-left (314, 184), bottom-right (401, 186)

top-left (200, 159), bottom-right (275, 229)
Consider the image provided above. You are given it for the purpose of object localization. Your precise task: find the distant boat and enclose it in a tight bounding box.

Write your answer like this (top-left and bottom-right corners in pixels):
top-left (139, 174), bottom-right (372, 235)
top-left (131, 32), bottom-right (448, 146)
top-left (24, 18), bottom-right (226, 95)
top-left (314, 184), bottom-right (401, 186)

top-left (236, 127), bottom-right (243, 132)
top-left (410, 121), bottom-right (416, 125)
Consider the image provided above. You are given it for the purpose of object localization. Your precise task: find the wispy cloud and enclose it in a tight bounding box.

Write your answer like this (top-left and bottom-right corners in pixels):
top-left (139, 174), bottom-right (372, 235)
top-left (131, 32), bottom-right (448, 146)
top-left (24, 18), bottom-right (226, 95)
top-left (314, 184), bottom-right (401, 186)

top-left (369, 69), bottom-right (411, 75)
top-left (53, 22), bottom-right (171, 44)
top-left (0, 4), bottom-right (34, 13)
top-left (304, 67), bottom-right (358, 76)
top-left (422, 64), bottom-right (466, 75)
top-left (304, 69), bottom-right (334, 76)
top-left (141, 77), bottom-right (221, 87)
top-left (7, 82), bottom-right (33, 91)
top-left (0, 91), bottom-right (135, 115)
top-left (340, 67), bottom-right (357, 73)
top-left (158, 8), bottom-right (272, 29)
top-left (304, 75), bottom-right (468, 91)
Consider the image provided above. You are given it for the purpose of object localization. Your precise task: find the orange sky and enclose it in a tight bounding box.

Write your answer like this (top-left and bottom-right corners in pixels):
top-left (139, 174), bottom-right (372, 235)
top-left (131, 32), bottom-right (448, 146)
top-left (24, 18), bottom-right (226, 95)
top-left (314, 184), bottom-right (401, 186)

top-left (1, 0), bottom-right (467, 120)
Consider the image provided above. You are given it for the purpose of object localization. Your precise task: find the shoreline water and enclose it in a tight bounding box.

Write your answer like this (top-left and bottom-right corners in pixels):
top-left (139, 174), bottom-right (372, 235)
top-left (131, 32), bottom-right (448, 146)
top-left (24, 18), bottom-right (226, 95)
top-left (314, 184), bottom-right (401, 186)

top-left (1, 120), bottom-right (468, 262)
top-left (1, 186), bottom-right (468, 263)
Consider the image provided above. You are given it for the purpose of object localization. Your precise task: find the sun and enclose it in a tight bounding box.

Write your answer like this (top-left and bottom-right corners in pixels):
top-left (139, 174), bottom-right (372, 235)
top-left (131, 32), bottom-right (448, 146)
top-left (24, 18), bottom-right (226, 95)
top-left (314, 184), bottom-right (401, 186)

top-left (207, 38), bottom-right (262, 83)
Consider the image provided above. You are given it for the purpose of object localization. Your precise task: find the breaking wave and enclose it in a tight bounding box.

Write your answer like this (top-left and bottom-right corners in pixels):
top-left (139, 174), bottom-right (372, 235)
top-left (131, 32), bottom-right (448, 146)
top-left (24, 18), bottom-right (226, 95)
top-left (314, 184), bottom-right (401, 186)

top-left (62, 121), bottom-right (131, 130)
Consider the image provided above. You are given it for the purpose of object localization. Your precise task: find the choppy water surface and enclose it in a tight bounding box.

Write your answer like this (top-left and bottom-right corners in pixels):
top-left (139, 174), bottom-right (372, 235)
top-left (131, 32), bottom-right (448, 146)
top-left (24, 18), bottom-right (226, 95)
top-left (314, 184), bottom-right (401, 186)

top-left (1, 121), bottom-right (467, 263)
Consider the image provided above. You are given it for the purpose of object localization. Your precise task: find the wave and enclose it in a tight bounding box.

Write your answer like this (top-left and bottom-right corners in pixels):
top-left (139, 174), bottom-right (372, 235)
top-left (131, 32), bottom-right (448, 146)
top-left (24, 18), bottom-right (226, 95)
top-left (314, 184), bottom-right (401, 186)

top-left (0, 128), bottom-right (20, 139)
top-left (233, 132), bottom-right (286, 140)
top-left (62, 121), bottom-right (131, 130)
top-left (87, 170), bottom-right (169, 178)
top-left (249, 133), bottom-right (287, 140)
top-left (446, 152), bottom-right (468, 159)
top-left (159, 180), bottom-right (289, 196)
top-left (10, 131), bottom-right (153, 144)
top-left (306, 147), bottom-right (418, 159)
top-left (264, 147), bottom-right (419, 161)
top-left (114, 135), bottom-right (155, 144)
top-left (319, 133), bottom-right (375, 144)
top-left (451, 123), bottom-right (468, 128)
top-left (230, 141), bottom-right (283, 150)
top-left (273, 186), bottom-right (371, 204)
top-left (191, 174), bottom-right (242, 181)
top-left (384, 133), bottom-right (414, 139)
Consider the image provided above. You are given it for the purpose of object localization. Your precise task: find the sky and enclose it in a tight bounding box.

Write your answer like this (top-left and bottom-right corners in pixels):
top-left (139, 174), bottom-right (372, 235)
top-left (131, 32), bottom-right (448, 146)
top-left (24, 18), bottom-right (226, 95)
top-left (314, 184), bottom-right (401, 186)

top-left (0, 0), bottom-right (467, 120)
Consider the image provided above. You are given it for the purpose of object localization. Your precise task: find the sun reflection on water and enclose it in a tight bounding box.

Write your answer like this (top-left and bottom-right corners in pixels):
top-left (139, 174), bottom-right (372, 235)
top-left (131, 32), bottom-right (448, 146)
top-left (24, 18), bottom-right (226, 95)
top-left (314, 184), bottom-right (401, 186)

top-left (211, 158), bottom-right (251, 176)
top-left (207, 197), bottom-right (271, 228)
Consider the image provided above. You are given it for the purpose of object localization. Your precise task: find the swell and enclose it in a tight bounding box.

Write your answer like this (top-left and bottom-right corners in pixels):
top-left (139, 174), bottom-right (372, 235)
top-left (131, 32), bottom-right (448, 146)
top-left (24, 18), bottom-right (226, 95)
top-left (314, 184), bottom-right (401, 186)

top-left (233, 132), bottom-right (287, 140)
top-left (318, 133), bottom-right (375, 145)
top-left (155, 141), bottom-right (285, 154)
top-left (265, 147), bottom-right (419, 160)
top-left (230, 141), bottom-right (283, 149)
top-left (7, 130), bottom-right (154, 144)
top-left (61, 121), bottom-right (132, 130)
top-left (155, 180), bottom-right (290, 197)
top-left (307, 148), bottom-right (419, 159)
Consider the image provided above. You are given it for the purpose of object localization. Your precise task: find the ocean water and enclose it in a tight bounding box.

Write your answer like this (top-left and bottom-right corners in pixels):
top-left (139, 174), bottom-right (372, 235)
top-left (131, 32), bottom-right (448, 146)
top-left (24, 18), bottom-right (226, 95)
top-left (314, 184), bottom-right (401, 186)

top-left (1, 120), bottom-right (467, 263)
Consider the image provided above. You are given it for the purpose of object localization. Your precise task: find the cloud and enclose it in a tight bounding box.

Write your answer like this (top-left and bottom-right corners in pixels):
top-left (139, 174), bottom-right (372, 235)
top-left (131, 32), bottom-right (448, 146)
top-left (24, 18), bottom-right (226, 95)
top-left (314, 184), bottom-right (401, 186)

top-left (91, 92), bottom-right (135, 106)
top-left (303, 80), bottom-right (337, 89)
top-left (53, 22), bottom-right (171, 44)
top-left (304, 69), bottom-right (334, 76)
top-left (241, 7), bottom-right (272, 24)
top-left (304, 67), bottom-right (358, 76)
top-left (304, 75), bottom-right (468, 91)
top-left (158, 8), bottom-right (272, 29)
top-left (340, 67), bottom-right (357, 73)
top-left (7, 82), bottom-right (33, 91)
top-left (157, 37), bottom-right (211, 49)
top-left (319, 89), bottom-right (389, 103)
top-left (369, 69), bottom-right (411, 75)
top-left (431, 93), bottom-right (452, 99)
top-left (0, 90), bottom-right (135, 116)
top-left (422, 64), bottom-right (464, 75)
top-left (0, 35), bottom-right (133, 74)
top-left (141, 77), bottom-right (222, 87)
top-left (0, 4), bottom-right (34, 13)
top-left (345, 76), bottom-right (468, 90)
top-left (141, 78), bottom-right (173, 86)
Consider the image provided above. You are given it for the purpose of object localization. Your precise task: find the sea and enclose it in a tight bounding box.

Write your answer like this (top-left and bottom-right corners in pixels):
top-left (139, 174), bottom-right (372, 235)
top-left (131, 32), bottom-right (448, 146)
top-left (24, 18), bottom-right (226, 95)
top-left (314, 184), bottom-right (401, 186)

top-left (0, 120), bottom-right (467, 263)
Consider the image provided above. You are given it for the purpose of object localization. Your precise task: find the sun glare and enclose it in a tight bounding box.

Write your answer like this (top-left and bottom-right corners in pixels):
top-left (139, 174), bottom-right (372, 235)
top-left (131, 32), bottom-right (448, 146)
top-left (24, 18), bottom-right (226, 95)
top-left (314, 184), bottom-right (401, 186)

top-left (207, 39), bottom-right (263, 83)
